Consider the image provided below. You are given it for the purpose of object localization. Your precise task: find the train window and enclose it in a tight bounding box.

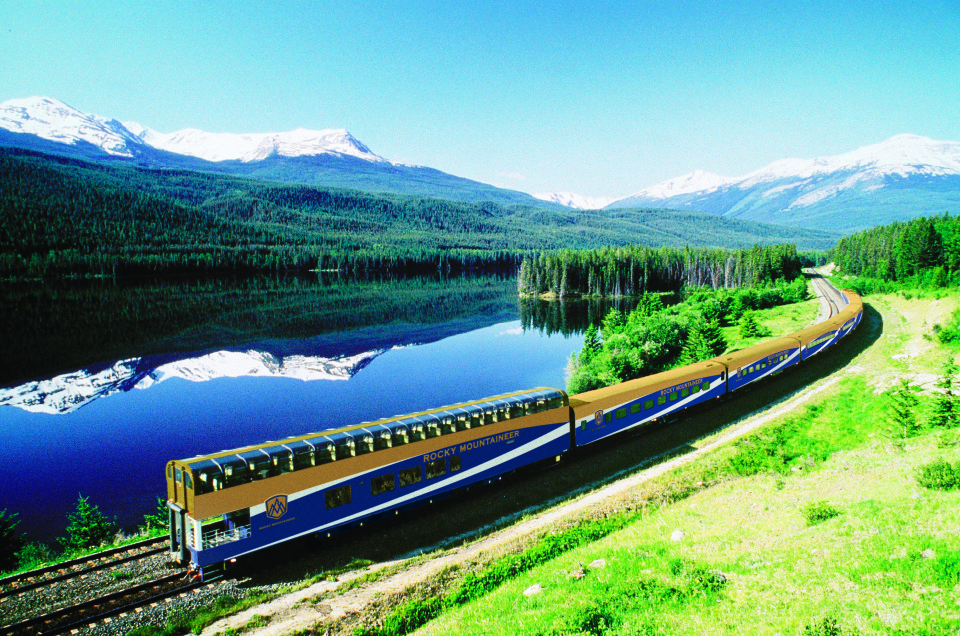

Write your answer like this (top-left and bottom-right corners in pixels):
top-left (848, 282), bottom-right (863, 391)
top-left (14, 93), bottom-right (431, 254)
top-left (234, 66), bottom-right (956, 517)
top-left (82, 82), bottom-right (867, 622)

top-left (604, 412), bottom-right (613, 424)
top-left (335, 437), bottom-right (356, 460)
top-left (175, 468), bottom-right (182, 484)
top-left (375, 430), bottom-right (393, 450)
top-left (410, 422), bottom-right (426, 441)
top-left (184, 473), bottom-right (193, 490)
top-left (657, 395), bottom-right (666, 406)
top-left (548, 395), bottom-right (564, 409)
top-left (681, 388), bottom-right (689, 398)
top-left (325, 485), bottom-right (351, 509)
top-left (441, 416), bottom-right (456, 435)
top-left (468, 407), bottom-right (483, 428)
top-left (399, 466), bottom-right (422, 487)
top-left (484, 407), bottom-right (497, 425)
top-left (451, 455), bottom-right (461, 472)
top-left (692, 385), bottom-right (700, 394)
top-left (630, 403), bottom-right (641, 415)
top-left (616, 407), bottom-right (627, 419)
top-left (669, 392), bottom-right (678, 402)
top-left (371, 473), bottom-right (396, 496)
top-left (167, 465), bottom-right (173, 479)
top-left (356, 433), bottom-right (374, 455)
top-left (534, 398), bottom-right (546, 413)
top-left (644, 399), bottom-right (654, 410)
top-left (580, 420), bottom-right (587, 431)
top-left (270, 450), bottom-right (294, 474)
top-left (426, 422), bottom-right (441, 438)
top-left (426, 459), bottom-right (446, 480)
top-left (317, 442), bottom-right (335, 464)
top-left (392, 426), bottom-right (410, 446)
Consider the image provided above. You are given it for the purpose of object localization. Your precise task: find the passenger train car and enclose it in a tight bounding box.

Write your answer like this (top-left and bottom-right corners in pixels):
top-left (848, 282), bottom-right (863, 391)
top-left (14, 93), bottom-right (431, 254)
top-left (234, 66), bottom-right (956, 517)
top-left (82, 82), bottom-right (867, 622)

top-left (167, 287), bottom-right (863, 578)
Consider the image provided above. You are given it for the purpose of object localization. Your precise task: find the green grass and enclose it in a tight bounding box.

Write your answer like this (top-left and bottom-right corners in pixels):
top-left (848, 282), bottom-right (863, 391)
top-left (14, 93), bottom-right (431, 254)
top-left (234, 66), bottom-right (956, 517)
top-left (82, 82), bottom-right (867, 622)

top-left (346, 289), bottom-right (960, 636)
top-left (721, 296), bottom-right (821, 352)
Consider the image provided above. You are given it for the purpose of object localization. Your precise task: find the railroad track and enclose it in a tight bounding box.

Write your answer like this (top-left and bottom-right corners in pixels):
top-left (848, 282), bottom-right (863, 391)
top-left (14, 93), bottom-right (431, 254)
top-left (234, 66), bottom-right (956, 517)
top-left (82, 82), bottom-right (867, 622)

top-left (0, 538), bottom-right (168, 600)
top-left (1, 571), bottom-right (204, 636)
top-left (805, 268), bottom-right (846, 318)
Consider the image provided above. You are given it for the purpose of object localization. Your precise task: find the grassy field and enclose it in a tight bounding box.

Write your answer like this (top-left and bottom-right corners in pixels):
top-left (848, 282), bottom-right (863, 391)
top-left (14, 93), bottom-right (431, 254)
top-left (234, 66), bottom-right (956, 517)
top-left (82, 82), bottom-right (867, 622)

top-left (385, 288), bottom-right (960, 636)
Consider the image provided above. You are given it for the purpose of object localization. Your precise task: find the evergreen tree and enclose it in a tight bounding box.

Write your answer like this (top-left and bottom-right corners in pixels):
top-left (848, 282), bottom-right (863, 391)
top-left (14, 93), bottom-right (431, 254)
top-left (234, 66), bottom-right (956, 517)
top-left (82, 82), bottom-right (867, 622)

top-left (0, 509), bottom-right (25, 573)
top-left (680, 325), bottom-right (713, 365)
top-left (579, 323), bottom-right (601, 364)
top-left (701, 318), bottom-right (727, 356)
top-left (58, 494), bottom-right (116, 553)
top-left (929, 358), bottom-right (959, 428)
top-left (739, 311), bottom-right (764, 338)
top-left (885, 379), bottom-right (922, 445)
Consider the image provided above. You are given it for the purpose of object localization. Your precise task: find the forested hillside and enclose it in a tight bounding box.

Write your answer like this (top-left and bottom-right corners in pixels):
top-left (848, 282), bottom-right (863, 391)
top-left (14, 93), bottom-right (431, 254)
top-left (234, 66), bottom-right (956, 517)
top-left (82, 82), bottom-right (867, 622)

top-left (0, 148), bottom-right (837, 278)
top-left (517, 244), bottom-right (802, 298)
top-left (829, 213), bottom-right (960, 284)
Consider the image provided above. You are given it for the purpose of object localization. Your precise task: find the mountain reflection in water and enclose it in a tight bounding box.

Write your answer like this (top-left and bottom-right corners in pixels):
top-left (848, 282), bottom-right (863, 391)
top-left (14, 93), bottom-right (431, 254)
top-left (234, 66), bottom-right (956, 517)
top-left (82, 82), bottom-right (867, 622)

top-left (0, 274), bottom-right (637, 543)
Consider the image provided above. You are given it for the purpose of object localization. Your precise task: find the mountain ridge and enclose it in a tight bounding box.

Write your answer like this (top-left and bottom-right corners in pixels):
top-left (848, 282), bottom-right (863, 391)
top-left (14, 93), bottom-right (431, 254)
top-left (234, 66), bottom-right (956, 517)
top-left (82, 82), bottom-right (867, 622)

top-left (605, 134), bottom-right (960, 232)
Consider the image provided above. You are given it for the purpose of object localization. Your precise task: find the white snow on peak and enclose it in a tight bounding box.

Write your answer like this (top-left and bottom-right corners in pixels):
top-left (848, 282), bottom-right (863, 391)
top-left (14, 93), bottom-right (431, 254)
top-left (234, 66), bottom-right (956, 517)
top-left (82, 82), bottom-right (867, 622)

top-left (125, 123), bottom-right (385, 163)
top-left (0, 95), bottom-right (385, 165)
top-left (742, 134), bottom-right (960, 185)
top-left (0, 348), bottom-right (385, 415)
top-left (627, 169), bottom-right (737, 200)
top-left (0, 96), bottom-right (142, 157)
top-left (533, 191), bottom-right (616, 210)
top-left (613, 134), bottom-right (960, 209)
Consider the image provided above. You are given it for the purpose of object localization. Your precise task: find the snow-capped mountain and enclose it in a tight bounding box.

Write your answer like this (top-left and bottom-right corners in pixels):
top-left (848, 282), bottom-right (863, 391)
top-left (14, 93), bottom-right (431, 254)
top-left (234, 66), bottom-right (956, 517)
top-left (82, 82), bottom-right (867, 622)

top-left (0, 96), bottom-right (383, 163)
top-left (124, 122), bottom-right (385, 163)
top-left (533, 191), bottom-right (616, 210)
top-left (0, 96), bottom-right (146, 157)
top-left (608, 134), bottom-right (960, 232)
top-left (0, 95), bottom-right (556, 209)
top-left (0, 348), bottom-right (387, 415)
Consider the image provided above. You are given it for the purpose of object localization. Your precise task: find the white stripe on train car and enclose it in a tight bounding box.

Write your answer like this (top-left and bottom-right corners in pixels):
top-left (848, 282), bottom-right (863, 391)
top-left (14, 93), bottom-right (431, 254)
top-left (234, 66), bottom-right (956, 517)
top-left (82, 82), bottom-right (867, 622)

top-left (239, 422), bottom-right (570, 556)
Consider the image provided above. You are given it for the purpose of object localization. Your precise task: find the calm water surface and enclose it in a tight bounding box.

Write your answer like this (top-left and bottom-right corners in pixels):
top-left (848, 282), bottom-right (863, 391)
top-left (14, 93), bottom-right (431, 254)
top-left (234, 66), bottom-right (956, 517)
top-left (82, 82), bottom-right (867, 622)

top-left (0, 274), bottom-right (634, 543)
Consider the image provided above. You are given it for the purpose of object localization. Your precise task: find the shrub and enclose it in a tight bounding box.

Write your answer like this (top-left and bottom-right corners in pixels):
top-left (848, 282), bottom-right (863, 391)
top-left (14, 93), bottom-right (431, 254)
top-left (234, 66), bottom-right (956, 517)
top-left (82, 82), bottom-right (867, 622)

top-left (802, 501), bottom-right (842, 526)
top-left (803, 615), bottom-right (853, 635)
top-left (916, 458), bottom-right (960, 490)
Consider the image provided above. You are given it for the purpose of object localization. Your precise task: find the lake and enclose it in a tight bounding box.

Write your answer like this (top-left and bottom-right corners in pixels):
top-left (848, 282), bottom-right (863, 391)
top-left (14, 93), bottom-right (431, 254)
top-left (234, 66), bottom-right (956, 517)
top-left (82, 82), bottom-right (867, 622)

top-left (0, 273), bottom-right (637, 544)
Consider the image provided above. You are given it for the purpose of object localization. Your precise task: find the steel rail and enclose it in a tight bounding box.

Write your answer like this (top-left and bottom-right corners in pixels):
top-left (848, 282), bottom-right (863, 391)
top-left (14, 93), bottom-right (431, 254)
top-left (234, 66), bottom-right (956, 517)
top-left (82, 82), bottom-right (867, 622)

top-left (0, 538), bottom-right (169, 600)
top-left (1, 571), bottom-right (196, 636)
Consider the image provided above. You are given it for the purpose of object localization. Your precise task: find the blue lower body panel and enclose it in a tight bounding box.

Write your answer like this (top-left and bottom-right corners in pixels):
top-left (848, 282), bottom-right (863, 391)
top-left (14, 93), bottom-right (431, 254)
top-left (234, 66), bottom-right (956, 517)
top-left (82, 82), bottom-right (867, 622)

top-left (187, 421), bottom-right (570, 568)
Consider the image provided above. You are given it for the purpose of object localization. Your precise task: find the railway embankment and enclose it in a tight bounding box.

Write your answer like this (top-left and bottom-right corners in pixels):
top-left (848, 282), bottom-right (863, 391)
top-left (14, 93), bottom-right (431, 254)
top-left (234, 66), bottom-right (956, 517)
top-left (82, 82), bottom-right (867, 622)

top-left (195, 289), bottom-right (959, 636)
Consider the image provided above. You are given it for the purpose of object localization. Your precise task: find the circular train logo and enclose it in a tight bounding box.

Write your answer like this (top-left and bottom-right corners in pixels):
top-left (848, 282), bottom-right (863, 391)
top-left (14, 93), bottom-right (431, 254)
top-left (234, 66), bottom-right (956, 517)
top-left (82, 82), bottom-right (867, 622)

top-left (265, 494), bottom-right (289, 520)
top-left (594, 410), bottom-right (603, 426)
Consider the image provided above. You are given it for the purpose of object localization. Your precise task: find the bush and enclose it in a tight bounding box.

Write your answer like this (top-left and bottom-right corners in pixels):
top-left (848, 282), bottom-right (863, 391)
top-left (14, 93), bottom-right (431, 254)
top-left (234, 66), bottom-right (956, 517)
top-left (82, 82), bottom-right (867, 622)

top-left (916, 458), bottom-right (960, 490)
top-left (802, 500), bottom-right (842, 526)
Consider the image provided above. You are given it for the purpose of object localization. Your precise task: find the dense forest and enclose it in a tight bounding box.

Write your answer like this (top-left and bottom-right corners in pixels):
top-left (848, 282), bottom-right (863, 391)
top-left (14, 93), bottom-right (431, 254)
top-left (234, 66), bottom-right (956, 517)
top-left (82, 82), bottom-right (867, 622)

top-left (516, 243), bottom-right (804, 298)
top-left (829, 213), bottom-right (960, 285)
top-left (0, 148), bottom-right (837, 279)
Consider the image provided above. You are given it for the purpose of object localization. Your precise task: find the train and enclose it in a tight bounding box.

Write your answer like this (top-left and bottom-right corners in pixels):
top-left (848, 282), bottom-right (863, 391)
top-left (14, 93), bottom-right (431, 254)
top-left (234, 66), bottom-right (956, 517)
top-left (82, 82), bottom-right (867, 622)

top-left (166, 286), bottom-right (863, 579)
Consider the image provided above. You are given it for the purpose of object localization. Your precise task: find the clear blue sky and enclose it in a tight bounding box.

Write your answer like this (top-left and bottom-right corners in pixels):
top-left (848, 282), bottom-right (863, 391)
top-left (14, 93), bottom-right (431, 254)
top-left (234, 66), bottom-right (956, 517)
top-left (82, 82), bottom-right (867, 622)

top-left (2, 1), bottom-right (958, 198)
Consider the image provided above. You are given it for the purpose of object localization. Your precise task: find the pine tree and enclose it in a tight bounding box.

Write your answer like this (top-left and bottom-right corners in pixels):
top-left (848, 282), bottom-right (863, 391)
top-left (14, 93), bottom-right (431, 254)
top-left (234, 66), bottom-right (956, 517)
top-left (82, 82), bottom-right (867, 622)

top-left (58, 494), bottom-right (116, 554)
top-left (929, 358), bottom-right (959, 428)
top-left (885, 379), bottom-right (922, 445)
top-left (0, 509), bottom-right (25, 573)
top-left (680, 325), bottom-right (713, 365)
top-left (739, 311), bottom-right (763, 338)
